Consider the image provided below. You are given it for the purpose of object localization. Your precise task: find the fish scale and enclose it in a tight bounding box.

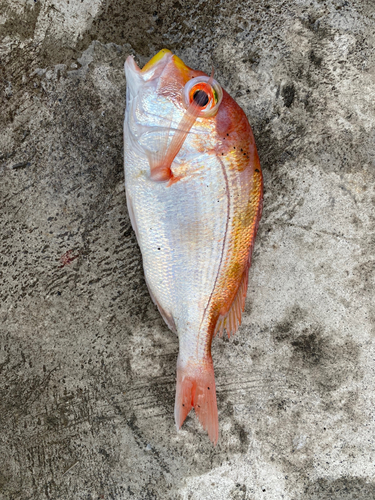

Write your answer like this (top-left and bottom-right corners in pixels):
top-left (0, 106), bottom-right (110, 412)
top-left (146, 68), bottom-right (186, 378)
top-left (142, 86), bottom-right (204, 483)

top-left (124, 49), bottom-right (263, 445)
top-left (127, 156), bottom-right (226, 338)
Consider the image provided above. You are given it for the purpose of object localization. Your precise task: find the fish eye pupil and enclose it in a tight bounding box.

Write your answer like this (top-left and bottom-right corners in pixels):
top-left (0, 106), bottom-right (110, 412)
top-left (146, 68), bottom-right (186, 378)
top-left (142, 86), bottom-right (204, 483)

top-left (193, 90), bottom-right (209, 107)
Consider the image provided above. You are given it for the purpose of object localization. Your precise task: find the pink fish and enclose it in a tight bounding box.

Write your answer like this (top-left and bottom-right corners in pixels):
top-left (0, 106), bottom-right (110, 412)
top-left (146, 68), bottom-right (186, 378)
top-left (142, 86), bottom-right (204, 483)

top-left (124, 49), bottom-right (263, 445)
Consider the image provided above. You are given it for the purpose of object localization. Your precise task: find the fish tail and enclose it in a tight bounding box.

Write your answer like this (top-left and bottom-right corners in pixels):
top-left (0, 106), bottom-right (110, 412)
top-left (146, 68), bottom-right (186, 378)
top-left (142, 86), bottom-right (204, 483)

top-left (174, 356), bottom-right (218, 446)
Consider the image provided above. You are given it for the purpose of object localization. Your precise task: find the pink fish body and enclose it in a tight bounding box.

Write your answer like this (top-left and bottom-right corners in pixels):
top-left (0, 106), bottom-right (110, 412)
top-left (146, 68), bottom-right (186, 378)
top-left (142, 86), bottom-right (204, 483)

top-left (124, 49), bottom-right (263, 445)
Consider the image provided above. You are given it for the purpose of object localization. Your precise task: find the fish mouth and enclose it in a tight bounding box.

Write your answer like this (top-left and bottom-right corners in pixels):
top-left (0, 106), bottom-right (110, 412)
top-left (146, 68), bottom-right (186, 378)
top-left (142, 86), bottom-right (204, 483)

top-left (125, 49), bottom-right (173, 84)
top-left (124, 49), bottom-right (175, 103)
top-left (124, 50), bottom-right (177, 160)
top-left (141, 48), bottom-right (173, 76)
top-left (124, 49), bottom-right (199, 169)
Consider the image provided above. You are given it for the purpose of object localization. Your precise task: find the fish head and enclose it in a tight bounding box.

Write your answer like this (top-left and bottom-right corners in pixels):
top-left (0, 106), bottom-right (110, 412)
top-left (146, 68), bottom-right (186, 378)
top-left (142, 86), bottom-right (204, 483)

top-left (125, 49), bottom-right (196, 109)
top-left (124, 49), bottom-right (255, 180)
top-left (124, 49), bottom-right (218, 161)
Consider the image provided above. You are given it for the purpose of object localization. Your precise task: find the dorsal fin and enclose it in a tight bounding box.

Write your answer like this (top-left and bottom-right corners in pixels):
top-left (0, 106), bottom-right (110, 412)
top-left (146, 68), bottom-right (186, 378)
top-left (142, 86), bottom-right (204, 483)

top-left (214, 166), bottom-right (263, 339)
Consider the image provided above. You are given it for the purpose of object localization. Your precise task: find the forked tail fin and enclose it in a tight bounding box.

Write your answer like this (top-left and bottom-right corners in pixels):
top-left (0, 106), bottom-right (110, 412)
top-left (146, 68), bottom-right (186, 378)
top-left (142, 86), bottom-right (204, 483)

top-left (174, 357), bottom-right (218, 446)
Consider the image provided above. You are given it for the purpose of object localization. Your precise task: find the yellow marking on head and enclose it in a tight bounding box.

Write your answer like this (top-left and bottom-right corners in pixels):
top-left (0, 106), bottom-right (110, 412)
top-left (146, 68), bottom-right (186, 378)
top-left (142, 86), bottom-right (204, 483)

top-left (172, 54), bottom-right (191, 82)
top-left (141, 49), bottom-right (172, 73)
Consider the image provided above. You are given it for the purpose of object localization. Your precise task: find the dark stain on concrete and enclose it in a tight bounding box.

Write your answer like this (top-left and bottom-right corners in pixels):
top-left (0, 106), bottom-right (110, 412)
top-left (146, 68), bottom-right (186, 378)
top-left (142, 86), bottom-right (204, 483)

top-left (272, 306), bottom-right (361, 394)
top-left (282, 83), bottom-right (296, 108)
top-left (309, 49), bottom-right (323, 67)
top-left (304, 477), bottom-right (375, 500)
top-left (291, 329), bottom-right (324, 366)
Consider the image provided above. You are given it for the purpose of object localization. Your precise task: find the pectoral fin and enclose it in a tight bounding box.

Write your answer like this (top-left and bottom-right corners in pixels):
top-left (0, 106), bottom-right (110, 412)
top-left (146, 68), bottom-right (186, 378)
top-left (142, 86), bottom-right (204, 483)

top-left (147, 74), bottom-right (213, 183)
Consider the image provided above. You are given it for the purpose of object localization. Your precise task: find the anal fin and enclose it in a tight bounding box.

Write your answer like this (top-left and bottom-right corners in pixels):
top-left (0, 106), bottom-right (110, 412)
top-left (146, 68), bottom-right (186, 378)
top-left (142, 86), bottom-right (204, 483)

top-left (145, 279), bottom-right (177, 334)
top-left (125, 188), bottom-right (140, 243)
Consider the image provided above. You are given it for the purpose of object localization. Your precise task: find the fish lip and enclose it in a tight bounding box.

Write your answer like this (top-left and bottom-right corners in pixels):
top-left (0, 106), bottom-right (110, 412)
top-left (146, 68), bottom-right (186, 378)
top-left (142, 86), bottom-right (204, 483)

top-left (124, 51), bottom-right (173, 83)
top-left (124, 51), bottom-right (173, 103)
top-left (124, 55), bottom-right (141, 76)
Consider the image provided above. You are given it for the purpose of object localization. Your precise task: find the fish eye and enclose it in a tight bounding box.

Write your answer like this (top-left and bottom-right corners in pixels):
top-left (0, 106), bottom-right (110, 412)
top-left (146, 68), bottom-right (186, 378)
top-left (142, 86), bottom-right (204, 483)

top-left (183, 76), bottom-right (223, 117)
top-left (193, 90), bottom-right (209, 107)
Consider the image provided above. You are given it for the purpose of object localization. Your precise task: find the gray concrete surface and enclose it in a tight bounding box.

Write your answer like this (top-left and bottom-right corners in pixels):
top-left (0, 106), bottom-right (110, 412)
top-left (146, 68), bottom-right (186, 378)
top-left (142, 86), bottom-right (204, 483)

top-left (1, 0), bottom-right (375, 498)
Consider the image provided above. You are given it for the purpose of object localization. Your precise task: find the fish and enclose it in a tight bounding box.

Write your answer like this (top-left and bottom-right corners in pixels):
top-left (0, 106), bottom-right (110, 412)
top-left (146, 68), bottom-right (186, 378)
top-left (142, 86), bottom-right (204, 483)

top-left (124, 49), bottom-right (263, 445)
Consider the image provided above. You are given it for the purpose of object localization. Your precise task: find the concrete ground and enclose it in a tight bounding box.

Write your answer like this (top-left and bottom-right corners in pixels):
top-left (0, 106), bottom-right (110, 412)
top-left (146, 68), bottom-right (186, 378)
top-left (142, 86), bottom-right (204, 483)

top-left (1, 0), bottom-right (375, 498)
